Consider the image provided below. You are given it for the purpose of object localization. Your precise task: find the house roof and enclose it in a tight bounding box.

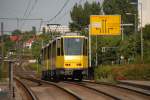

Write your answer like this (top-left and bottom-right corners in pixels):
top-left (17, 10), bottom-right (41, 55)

top-left (26, 38), bottom-right (35, 44)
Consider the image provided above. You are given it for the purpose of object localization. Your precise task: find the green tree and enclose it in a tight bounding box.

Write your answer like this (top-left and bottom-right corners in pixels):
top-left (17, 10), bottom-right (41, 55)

top-left (118, 36), bottom-right (137, 62)
top-left (31, 39), bottom-right (42, 58)
top-left (0, 35), bottom-right (16, 56)
top-left (103, 0), bottom-right (137, 35)
top-left (142, 24), bottom-right (150, 63)
top-left (12, 29), bottom-right (22, 35)
top-left (4, 36), bottom-right (15, 52)
top-left (69, 1), bottom-right (101, 34)
top-left (42, 27), bottom-right (46, 34)
top-left (95, 36), bottom-right (121, 65)
top-left (31, 32), bottom-right (61, 58)
top-left (143, 24), bottom-right (150, 40)
top-left (21, 31), bottom-right (35, 42)
top-left (32, 26), bottom-right (37, 34)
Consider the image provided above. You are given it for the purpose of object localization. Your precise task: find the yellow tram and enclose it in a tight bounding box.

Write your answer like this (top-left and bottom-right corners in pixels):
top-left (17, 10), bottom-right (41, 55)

top-left (41, 35), bottom-right (88, 81)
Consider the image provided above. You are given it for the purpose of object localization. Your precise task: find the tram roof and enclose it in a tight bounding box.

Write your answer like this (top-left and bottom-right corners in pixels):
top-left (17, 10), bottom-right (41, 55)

top-left (61, 35), bottom-right (86, 38)
top-left (42, 35), bottom-right (87, 49)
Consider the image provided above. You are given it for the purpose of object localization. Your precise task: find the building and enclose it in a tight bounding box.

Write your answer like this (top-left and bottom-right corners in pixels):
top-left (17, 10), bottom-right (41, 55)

top-left (40, 25), bottom-right (70, 34)
top-left (23, 38), bottom-right (35, 49)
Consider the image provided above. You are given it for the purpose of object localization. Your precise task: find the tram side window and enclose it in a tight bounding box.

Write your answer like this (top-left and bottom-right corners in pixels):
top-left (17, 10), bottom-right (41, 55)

top-left (61, 38), bottom-right (64, 55)
top-left (83, 39), bottom-right (87, 56)
top-left (52, 41), bottom-right (56, 58)
top-left (57, 39), bottom-right (61, 56)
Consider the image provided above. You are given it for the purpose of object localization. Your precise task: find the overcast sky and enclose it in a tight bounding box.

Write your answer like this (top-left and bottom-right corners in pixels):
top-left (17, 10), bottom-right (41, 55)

top-left (139, 0), bottom-right (150, 27)
top-left (0, 0), bottom-right (149, 33)
top-left (0, 0), bottom-right (101, 33)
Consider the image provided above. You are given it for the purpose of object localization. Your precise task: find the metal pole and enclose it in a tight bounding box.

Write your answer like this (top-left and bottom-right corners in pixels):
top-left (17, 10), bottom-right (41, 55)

top-left (17, 41), bottom-right (19, 61)
top-left (88, 24), bottom-right (92, 79)
top-left (88, 25), bottom-right (91, 67)
top-left (140, 3), bottom-right (143, 62)
top-left (9, 61), bottom-right (13, 100)
top-left (95, 35), bottom-right (98, 67)
top-left (1, 22), bottom-right (4, 75)
top-left (121, 21), bottom-right (124, 41)
top-left (134, 14), bottom-right (137, 33)
top-left (38, 19), bottom-right (43, 32)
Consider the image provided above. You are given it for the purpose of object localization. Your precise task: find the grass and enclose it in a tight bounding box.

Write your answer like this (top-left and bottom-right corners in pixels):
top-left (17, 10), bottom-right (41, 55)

top-left (28, 62), bottom-right (42, 78)
top-left (94, 64), bottom-right (150, 82)
top-left (0, 62), bottom-right (9, 82)
top-left (94, 66), bottom-right (116, 83)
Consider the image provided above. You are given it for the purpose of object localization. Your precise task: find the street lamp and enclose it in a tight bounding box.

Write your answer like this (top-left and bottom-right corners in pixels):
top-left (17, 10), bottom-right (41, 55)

top-left (139, 2), bottom-right (144, 62)
top-left (130, 2), bottom-right (143, 62)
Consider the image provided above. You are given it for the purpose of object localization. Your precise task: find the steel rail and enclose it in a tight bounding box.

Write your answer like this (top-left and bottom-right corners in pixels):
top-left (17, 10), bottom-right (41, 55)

top-left (83, 80), bottom-right (150, 96)
top-left (21, 77), bottom-right (82, 100)
top-left (117, 81), bottom-right (150, 90)
top-left (14, 77), bottom-right (38, 100)
top-left (62, 81), bottom-right (121, 100)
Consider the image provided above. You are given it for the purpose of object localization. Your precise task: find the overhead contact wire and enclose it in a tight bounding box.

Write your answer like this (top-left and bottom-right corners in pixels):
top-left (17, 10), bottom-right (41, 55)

top-left (21, 0), bottom-right (38, 29)
top-left (47, 0), bottom-right (70, 23)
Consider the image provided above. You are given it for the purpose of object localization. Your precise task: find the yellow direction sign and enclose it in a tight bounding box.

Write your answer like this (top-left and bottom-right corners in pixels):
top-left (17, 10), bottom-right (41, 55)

top-left (90, 15), bottom-right (121, 35)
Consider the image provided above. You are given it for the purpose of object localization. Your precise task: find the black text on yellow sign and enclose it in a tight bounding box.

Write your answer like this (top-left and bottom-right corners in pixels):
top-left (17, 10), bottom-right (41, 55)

top-left (90, 15), bottom-right (121, 36)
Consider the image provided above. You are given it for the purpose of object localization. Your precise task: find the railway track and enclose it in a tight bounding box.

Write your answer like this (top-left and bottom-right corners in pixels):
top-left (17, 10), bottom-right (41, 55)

top-left (83, 80), bottom-right (150, 96)
top-left (18, 77), bottom-right (81, 100)
top-left (14, 77), bottom-right (37, 100)
top-left (17, 76), bottom-right (150, 100)
top-left (117, 81), bottom-right (150, 95)
top-left (20, 77), bottom-right (121, 100)
top-left (57, 81), bottom-right (119, 100)
top-left (14, 61), bottom-right (150, 100)
top-left (80, 80), bottom-right (150, 100)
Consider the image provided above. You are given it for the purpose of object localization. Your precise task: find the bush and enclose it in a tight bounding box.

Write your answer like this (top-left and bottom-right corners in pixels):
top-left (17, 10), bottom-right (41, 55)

top-left (22, 62), bottom-right (42, 78)
top-left (123, 64), bottom-right (150, 80)
top-left (94, 66), bottom-right (116, 83)
top-left (94, 64), bottom-right (150, 82)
